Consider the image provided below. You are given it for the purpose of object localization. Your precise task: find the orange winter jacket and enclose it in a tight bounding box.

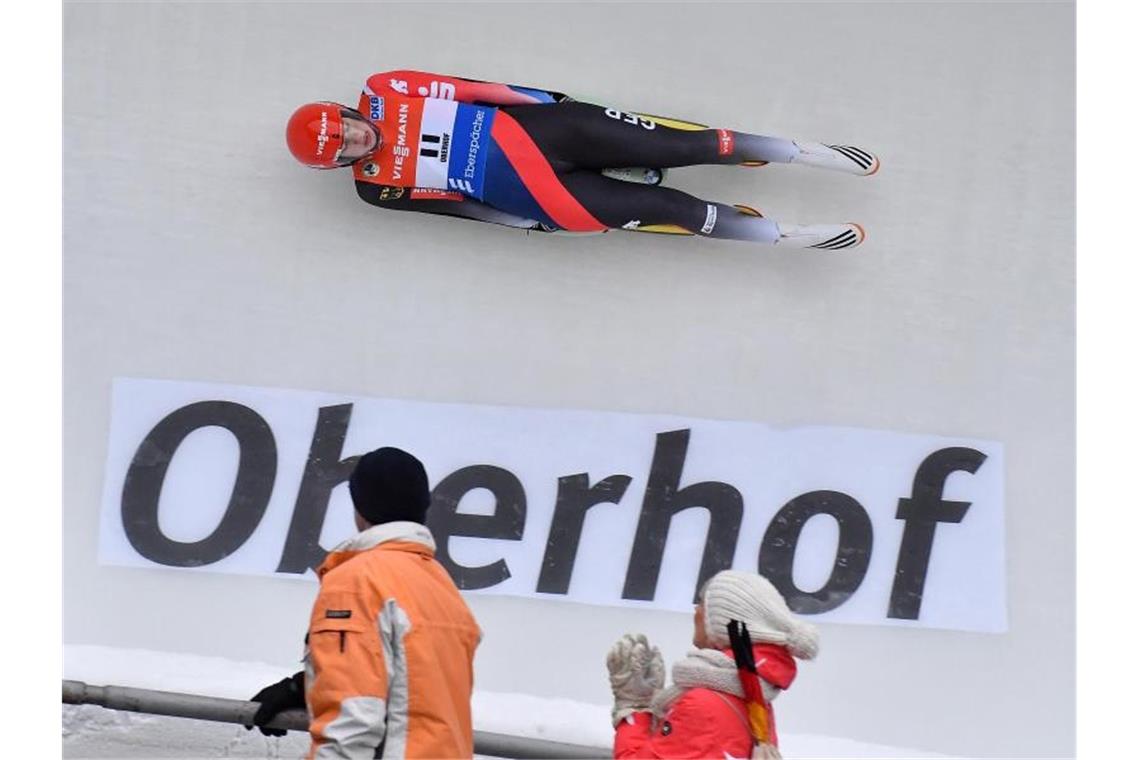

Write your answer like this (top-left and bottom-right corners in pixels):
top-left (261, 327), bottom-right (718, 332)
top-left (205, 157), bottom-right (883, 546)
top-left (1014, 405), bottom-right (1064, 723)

top-left (303, 521), bottom-right (481, 759)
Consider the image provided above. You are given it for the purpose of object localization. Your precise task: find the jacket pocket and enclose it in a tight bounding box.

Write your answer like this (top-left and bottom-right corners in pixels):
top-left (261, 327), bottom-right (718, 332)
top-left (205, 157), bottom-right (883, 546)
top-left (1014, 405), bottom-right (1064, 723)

top-left (310, 596), bottom-right (373, 655)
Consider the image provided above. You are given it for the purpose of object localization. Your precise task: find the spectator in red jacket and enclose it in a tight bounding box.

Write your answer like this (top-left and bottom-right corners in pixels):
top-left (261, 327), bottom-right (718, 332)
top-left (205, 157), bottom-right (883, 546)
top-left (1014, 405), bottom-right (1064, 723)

top-left (607, 571), bottom-right (820, 759)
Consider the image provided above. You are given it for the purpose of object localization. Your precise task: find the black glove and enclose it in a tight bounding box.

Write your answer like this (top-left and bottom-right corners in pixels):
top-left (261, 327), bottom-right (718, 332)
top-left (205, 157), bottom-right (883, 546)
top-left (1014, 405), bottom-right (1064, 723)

top-left (245, 671), bottom-right (305, 737)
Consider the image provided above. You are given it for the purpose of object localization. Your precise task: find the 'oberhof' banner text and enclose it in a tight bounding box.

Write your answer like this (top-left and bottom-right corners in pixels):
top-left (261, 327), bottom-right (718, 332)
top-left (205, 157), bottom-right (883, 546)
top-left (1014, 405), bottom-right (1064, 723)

top-left (99, 377), bottom-right (1007, 632)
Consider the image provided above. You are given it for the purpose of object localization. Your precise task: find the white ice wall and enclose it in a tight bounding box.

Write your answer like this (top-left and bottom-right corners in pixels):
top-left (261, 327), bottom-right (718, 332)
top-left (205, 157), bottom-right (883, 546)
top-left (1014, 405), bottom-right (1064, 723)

top-left (63, 1), bottom-right (1074, 757)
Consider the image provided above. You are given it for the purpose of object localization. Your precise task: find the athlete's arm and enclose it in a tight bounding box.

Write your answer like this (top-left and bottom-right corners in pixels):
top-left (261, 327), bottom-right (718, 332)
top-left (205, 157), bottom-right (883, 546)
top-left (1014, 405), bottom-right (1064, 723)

top-left (354, 181), bottom-right (554, 231)
top-left (366, 70), bottom-right (568, 106)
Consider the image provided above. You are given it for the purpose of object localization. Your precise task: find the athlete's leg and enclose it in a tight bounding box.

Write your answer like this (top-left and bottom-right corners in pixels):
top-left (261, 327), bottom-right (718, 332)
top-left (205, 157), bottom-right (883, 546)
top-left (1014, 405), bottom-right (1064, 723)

top-left (559, 171), bottom-right (776, 240)
top-left (558, 171), bottom-right (862, 249)
top-left (501, 102), bottom-right (878, 175)
top-left (501, 102), bottom-right (788, 169)
top-left (481, 108), bottom-right (864, 247)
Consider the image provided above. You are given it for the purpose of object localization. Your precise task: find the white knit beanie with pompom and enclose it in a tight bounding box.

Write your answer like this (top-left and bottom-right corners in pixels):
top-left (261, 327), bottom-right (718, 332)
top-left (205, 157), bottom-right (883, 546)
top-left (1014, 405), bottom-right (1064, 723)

top-left (701, 570), bottom-right (820, 660)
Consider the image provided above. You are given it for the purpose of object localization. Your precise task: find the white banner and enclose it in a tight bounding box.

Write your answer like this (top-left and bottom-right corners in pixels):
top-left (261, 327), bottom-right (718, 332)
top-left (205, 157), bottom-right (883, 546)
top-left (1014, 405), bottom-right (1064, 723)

top-left (98, 377), bottom-right (1007, 632)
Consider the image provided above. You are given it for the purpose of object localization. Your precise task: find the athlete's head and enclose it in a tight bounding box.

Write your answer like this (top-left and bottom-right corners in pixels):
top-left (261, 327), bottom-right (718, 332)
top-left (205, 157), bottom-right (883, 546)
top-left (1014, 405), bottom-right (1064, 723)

top-left (286, 102), bottom-right (380, 169)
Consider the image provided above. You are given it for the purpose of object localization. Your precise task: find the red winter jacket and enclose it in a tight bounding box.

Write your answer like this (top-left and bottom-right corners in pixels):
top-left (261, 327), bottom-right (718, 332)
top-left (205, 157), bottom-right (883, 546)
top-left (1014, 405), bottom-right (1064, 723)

top-left (613, 644), bottom-right (797, 759)
top-left (614, 689), bottom-right (752, 759)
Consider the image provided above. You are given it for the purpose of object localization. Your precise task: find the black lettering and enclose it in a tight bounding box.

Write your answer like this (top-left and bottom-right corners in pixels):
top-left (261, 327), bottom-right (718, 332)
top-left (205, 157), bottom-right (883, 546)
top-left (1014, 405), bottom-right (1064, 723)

top-left (428, 465), bottom-right (526, 589)
top-left (120, 401), bottom-right (275, 567)
top-left (536, 473), bottom-right (632, 594)
top-left (622, 429), bottom-right (742, 603)
top-left (758, 490), bottom-right (873, 614)
top-left (276, 404), bottom-right (359, 574)
top-left (888, 447), bottom-right (987, 620)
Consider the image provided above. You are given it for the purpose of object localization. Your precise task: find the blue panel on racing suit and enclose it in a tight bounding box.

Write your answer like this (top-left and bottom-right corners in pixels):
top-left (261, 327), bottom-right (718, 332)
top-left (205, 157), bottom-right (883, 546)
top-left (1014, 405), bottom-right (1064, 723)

top-left (481, 138), bottom-right (560, 231)
top-left (507, 85), bottom-right (559, 104)
top-left (446, 103), bottom-right (495, 200)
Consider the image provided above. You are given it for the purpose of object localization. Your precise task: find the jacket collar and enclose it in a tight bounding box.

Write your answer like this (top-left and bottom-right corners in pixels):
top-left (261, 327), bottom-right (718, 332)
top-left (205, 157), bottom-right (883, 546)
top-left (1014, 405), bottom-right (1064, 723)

top-left (318, 521), bottom-right (436, 577)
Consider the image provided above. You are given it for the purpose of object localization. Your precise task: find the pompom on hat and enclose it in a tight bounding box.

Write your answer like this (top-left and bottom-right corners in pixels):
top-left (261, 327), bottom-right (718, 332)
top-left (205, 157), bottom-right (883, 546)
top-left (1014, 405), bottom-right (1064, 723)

top-left (700, 570), bottom-right (820, 660)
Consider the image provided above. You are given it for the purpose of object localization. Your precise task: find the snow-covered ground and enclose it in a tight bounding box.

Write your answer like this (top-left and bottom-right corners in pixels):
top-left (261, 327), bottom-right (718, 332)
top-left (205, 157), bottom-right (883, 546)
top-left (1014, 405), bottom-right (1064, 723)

top-left (63, 645), bottom-right (946, 759)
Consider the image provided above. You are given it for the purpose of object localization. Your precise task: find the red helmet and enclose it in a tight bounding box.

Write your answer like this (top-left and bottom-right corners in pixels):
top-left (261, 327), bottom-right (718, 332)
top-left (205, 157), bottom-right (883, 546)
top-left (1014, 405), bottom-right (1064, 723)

top-left (286, 102), bottom-right (353, 169)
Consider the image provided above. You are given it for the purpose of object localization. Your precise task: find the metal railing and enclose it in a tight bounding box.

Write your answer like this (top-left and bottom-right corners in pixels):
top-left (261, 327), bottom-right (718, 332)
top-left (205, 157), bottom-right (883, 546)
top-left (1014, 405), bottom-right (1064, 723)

top-left (63, 679), bottom-right (608, 759)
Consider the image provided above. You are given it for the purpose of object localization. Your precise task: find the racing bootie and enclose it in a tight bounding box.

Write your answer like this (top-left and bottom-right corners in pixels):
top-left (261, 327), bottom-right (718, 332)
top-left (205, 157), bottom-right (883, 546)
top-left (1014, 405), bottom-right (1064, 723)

top-left (789, 141), bottom-right (880, 176)
top-left (774, 222), bottom-right (866, 250)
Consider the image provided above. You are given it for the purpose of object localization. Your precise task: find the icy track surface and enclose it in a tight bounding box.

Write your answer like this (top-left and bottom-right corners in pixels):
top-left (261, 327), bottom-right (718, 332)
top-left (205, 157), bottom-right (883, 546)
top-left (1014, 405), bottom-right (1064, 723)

top-left (63, 646), bottom-right (946, 759)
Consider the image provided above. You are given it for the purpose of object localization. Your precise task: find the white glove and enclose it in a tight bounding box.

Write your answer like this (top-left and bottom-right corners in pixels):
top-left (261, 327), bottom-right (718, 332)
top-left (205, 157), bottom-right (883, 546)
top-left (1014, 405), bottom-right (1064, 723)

top-left (606, 633), bottom-right (665, 726)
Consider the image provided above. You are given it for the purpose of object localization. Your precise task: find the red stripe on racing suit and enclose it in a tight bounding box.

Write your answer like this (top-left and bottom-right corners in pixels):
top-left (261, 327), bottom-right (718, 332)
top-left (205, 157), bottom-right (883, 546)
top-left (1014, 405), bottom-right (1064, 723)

top-left (489, 112), bottom-right (606, 233)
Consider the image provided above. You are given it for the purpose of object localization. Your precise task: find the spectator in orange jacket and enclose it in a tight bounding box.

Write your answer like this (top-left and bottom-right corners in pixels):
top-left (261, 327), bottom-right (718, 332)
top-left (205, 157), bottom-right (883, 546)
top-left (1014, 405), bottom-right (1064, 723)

top-left (246, 447), bottom-right (481, 759)
top-left (607, 570), bottom-right (819, 759)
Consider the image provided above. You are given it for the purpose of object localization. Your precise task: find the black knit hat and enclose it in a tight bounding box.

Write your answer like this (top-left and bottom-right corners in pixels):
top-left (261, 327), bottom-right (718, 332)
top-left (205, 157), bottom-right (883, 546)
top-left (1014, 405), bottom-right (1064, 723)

top-left (348, 447), bottom-right (431, 526)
